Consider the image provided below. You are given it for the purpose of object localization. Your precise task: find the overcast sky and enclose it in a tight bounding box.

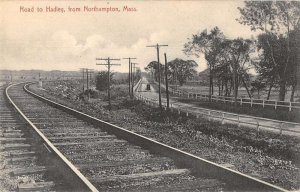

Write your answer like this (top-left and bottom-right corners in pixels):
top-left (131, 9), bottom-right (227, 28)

top-left (0, 1), bottom-right (258, 72)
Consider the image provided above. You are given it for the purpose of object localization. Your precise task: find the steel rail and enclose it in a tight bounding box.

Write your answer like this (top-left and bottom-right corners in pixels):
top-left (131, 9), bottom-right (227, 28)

top-left (6, 83), bottom-right (98, 192)
top-left (24, 82), bottom-right (288, 191)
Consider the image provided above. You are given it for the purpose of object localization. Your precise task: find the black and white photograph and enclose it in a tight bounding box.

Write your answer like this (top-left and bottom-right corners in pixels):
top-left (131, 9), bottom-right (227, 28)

top-left (0, 0), bottom-right (300, 191)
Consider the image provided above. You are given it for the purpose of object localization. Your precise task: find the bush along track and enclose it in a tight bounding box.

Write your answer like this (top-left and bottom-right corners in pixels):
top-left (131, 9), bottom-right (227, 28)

top-left (29, 81), bottom-right (300, 190)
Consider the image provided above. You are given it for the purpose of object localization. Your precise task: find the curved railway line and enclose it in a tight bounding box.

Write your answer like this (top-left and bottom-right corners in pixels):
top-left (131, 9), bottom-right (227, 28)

top-left (3, 82), bottom-right (288, 191)
top-left (0, 85), bottom-right (70, 191)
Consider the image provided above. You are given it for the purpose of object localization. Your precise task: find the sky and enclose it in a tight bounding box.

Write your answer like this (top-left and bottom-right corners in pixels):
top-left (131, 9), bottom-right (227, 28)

top-left (0, 0), bottom-right (258, 73)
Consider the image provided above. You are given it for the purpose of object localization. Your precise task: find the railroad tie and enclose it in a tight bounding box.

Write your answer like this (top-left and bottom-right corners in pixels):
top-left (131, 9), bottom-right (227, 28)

top-left (63, 145), bottom-right (143, 154)
top-left (53, 139), bottom-right (127, 146)
top-left (9, 156), bottom-right (37, 164)
top-left (2, 143), bottom-right (31, 151)
top-left (0, 137), bottom-right (27, 143)
top-left (3, 132), bottom-right (24, 138)
top-left (17, 181), bottom-right (55, 192)
top-left (11, 166), bottom-right (46, 176)
top-left (47, 135), bottom-right (115, 141)
top-left (143, 178), bottom-right (224, 192)
top-left (76, 157), bottom-right (172, 170)
top-left (89, 169), bottom-right (190, 183)
top-left (8, 151), bottom-right (35, 158)
top-left (3, 129), bottom-right (22, 133)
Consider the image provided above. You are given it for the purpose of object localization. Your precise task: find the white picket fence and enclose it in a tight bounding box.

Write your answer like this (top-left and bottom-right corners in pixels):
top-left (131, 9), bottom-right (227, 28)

top-left (170, 88), bottom-right (300, 111)
top-left (133, 82), bottom-right (300, 136)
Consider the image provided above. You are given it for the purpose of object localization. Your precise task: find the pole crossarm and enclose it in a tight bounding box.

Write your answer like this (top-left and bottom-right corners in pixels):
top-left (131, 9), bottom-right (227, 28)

top-left (123, 57), bottom-right (137, 60)
top-left (96, 58), bottom-right (121, 61)
top-left (96, 64), bottom-right (121, 66)
top-left (95, 57), bottom-right (121, 110)
top-left (146, 45), bottom-right (168, 48)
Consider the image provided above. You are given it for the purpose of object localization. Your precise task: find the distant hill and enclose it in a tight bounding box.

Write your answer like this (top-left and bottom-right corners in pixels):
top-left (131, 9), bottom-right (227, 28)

top-left (0, 70), bottom-right (131, 81)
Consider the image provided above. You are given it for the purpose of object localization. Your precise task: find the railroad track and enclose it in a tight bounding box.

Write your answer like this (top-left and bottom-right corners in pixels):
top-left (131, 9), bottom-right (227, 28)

top-left (0, 84), bottom-right (68, 191)
top-left (5, 82), bottom-right (288, 191)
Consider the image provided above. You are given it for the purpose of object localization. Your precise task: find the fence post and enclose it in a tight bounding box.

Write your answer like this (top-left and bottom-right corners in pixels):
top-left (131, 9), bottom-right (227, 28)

top-left (178, 109), bottom-right (180, 114)
top-left (289, 102), bottom-right (292, 111)
top-left (280, 122), bottom-right (283, 136)
top-left (251, 98), bottom-right (253, 107)
top-left (240, 98), bottom-right (242, 106)
top-left (222, 113), bottom-right (225, 124)
top-left (263, 99), bottom-right (265, 108)
top-left (188, 93), bottom-right (189, 98)
top-left (275, 101), bottom-right (277, 110)
top-left (186, 112), bottom-right (189, 117)
top-left (195, 94), bottom-right (198, 99)
top-left (196, 114), bottom-right (199, 119)
top-left (237, 115), bottom-right (240, 127)
top-left (208, 111), bottom-right (211, 121)
top-left (256, 121), bottom-right (260, 137)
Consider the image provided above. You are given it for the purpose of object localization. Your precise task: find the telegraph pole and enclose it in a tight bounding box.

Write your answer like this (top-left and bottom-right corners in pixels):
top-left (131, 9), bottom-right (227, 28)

top-left (164, 53), bottom-right (170, 110)
top-left (96, 57), bottom-right (121, 110)
top-left (131, 62), bottom-right (138, 93)
top-left (86, 69), bottom-right (89, 91)
top-left (147, 43), bottom-right (168, 109)
top-left (79, 68), bottom-right (85, 93)
top-left (123, 57), bottom-right (137, 97)
top-left (86, 69), bottom-right (94, 100)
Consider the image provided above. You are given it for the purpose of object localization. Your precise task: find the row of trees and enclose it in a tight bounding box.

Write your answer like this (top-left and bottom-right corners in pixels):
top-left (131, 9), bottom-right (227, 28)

top-left (181, 1), bottom-right (299, 101)
top-left (144, 59), bottom-right (198, 86)
top-left (239, 1), bottom-right (299, 101)
top-left (184, 27), bottom-right (254, 100)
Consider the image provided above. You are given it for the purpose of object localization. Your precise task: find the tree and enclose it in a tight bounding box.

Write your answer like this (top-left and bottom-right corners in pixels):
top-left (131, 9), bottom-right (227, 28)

top-left (144, 61), bottom-right (164, 82)
top-left (220, 38), bottom-right (254, 102)
top-left (95, 71), bottom-right (113, 91)
top-left (251, 79), bottom-right (266, 99)
top-left (183, 27), bottom-right (225, 100)
top-left (167, 58), bottom-right (198, 86)
top-left (135, 67), bottom-right (142, 81)
top-left (237, 1), bottom-right (300, 101)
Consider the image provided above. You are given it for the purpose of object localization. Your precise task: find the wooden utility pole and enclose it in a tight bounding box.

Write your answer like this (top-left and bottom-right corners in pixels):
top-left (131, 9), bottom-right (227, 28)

top-left (232, 63), bottom-right (238, 107)
top-left (146, 43), bottom-right (168, 109)
top-left (86, 69), bottom-right (89, 91)
top-left (123, 57), bottom-right (137, 98)
top-left (132, 62), bottom-right (139, 93)
top-left (79, 68), bottom-right (85, 93)
top-left (295, 25), bottom-right (300, 101)
top-left (86, 69), bottom-right (94, 100)
top-left (164, 53), bottom-right (170, 110)
top-left (96, 57), bottom-right (121, 110)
